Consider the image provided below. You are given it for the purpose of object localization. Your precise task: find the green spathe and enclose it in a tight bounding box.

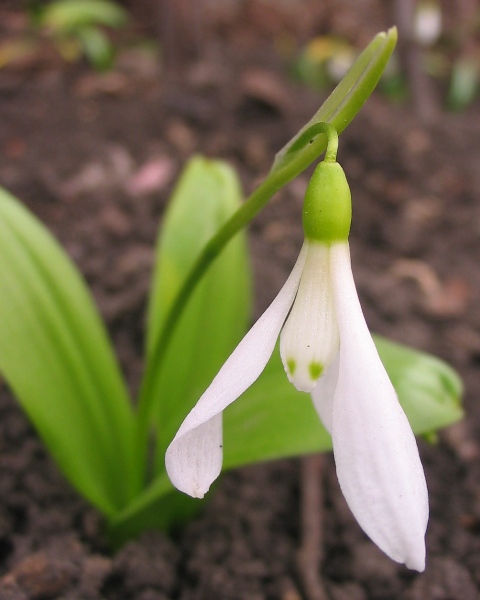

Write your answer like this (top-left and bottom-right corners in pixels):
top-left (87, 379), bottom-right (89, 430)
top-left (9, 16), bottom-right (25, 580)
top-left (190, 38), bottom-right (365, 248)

top-left (303, 160), bottom-right (352, 243)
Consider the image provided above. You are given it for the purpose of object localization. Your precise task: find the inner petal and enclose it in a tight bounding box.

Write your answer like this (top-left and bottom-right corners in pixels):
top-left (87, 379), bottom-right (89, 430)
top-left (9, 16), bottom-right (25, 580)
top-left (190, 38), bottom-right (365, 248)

top-left (280, 242), bottom-right (339, 392)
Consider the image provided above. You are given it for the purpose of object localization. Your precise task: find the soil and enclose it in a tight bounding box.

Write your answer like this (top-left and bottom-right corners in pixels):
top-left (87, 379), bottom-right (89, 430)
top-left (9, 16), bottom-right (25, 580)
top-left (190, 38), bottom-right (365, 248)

top-left (1, 3), bottom-right (480, 599)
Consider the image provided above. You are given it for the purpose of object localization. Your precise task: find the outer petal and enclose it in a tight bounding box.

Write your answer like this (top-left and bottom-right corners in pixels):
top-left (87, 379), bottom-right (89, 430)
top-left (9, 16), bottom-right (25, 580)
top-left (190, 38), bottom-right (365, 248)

top-left (329, 243), bottom-right (429, 571)
top-left (165, 244), bottom-right (308, 498)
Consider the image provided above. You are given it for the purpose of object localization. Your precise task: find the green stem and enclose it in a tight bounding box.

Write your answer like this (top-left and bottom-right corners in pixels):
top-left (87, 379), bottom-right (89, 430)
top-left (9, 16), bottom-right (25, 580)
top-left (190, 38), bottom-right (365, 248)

top-left (134, 125), bottom-right (335, 463)
top-left (134, 27), bottom-right (398, 477)
top-left (322, 123), bottom-right (338, 162)
top-left (143, 124), bottom-right (339, 387)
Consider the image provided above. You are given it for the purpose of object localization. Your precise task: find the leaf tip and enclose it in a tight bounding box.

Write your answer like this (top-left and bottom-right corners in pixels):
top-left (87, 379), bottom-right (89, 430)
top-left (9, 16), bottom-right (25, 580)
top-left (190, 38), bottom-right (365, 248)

top-left (374, 26), bottom-right (398, 53)
top-left (387, 25), bottom-right (398, 47)
top-left (388, 25), bottom-right (398, 39)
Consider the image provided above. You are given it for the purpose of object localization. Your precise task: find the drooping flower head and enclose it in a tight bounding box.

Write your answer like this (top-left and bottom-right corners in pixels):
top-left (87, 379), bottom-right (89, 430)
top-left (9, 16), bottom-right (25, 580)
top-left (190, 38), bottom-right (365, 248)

top-left (166, 129), bottom-right (429, 571)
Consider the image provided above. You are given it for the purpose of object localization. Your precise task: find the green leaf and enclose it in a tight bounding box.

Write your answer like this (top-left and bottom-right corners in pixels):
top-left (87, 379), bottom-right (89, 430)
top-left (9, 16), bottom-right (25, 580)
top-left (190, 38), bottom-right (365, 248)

top-left (222, 336), bottom-right (463, 469)
top-left (374, 335), bottom-right (463, 433)
top-left (0, 188), bottom-right (138, 516)
top-left (141, 156), bottom-right (251, 470)
top-left (447, 58), bottom-right (478, 111)
top-left (78, 26), bottom-right (115, 70)
top-left (41, 0), bottom-right (128, 31)
top-left (271, 27), bottom-right (397, 178)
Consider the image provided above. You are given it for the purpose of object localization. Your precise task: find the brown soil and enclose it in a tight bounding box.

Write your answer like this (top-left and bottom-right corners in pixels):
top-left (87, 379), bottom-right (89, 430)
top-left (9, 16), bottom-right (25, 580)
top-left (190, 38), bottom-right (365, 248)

top-left (1, 4), bottom-right (480, 599)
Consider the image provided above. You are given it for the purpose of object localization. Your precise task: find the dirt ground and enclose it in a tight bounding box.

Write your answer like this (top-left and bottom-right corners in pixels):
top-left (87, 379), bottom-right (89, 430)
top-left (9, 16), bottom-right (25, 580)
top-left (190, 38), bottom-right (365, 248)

top-left (1, 3), bottom-right (480, 599)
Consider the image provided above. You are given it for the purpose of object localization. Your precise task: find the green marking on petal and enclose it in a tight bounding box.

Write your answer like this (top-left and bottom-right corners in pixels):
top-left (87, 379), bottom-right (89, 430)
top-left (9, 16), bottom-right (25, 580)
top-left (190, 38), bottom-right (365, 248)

top-left (309, 361), bottom-right (323, 380)
top-left (287, 358), bottom-right (296, 376)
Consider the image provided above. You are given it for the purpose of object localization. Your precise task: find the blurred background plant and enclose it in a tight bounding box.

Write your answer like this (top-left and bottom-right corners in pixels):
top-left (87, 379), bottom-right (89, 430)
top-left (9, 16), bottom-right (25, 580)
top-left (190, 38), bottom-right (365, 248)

top-left (292, 0), bottom-right (480, 116)
top-left (0, 0), bottom-right (129, 71)
top-left (1, 1), bottom-right (479, 112)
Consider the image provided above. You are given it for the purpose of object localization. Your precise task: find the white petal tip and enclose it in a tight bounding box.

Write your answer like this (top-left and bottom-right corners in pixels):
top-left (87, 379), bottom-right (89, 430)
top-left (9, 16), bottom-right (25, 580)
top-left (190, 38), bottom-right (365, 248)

top-left (191, 488), bottom-right (206, 500)
top-left (290, 377), bottom-right (317, 394)
top-left (403, 545), bottom-right (426, 572)
top-left (283, 359), bottom-right (323, 393)
top-left (165, 414), bottom-right (223, 501)
top-left (167, 473), bottom-right (210, 499)
top-left (407, 559), bottom-right (425, 573)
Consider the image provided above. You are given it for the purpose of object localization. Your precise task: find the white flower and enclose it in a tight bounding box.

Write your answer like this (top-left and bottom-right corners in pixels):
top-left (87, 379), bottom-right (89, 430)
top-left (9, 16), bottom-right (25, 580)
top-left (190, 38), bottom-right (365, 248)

top-left (165, 159), bottom-right (429, 571)
top-left (414, 1), bottom-right (442, 46)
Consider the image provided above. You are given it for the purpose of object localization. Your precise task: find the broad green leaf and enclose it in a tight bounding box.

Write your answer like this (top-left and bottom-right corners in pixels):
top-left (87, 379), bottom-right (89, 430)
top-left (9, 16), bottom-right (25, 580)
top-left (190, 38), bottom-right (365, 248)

top-left (222, 336), bottom-right (463, 469)
top-left (374, 335), bottom-right (463, 434)
top-left (41, 0), bottom-right (128, 31)
top-left (270, 27), bottom-right (397, 179)
top-left (0, 188), bottom-right (138, 516)
top-left (142, 157), bottom-right (251, 469)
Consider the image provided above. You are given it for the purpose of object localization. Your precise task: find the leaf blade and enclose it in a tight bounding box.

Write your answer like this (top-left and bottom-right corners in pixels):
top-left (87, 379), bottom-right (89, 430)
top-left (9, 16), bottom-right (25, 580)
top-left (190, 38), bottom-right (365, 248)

top-left (0, 188), bottom-right (137, 514)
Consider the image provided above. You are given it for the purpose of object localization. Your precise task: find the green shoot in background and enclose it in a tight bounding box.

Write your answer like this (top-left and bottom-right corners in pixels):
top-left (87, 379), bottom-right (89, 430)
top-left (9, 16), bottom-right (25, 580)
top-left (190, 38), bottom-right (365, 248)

top-left (1, 0), bottom-right (129, 71)
top-left (0, 28), bottom-right (463, 544)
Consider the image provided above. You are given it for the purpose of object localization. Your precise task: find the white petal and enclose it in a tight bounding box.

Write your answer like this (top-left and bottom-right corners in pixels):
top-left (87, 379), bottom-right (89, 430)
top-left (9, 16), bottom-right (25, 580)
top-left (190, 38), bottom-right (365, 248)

top-left (414, 3), bottom-right (442, 45)
top-left (310, 351), bottom-right (339, 434)
top-left (165, 244), bottom-right (308, 498)
top-left (280, 243), bottom-right (339, 392)
top-left (329, 243), bottom-right (429, 571)
top-left (166, 414), bottom-right (223, 499)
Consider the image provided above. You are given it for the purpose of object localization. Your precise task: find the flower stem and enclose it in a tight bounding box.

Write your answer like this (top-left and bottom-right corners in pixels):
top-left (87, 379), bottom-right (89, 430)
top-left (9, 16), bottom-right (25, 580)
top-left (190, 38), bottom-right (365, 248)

top-left (136, 166), bottom-right (289, 440)
top-left (141, 124), bottom-right (336, 404)
top-left (134, 127), bottom-right (335, 463)
top-left (134, 28), bottom-right (398, 477)
top-left (322, 123), bottom-right (338, 163)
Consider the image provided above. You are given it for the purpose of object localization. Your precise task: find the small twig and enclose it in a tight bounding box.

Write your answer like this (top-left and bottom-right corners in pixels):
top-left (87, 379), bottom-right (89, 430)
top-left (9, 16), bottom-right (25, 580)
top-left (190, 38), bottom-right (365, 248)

top-left (296, 454), bottom-right (330, 600)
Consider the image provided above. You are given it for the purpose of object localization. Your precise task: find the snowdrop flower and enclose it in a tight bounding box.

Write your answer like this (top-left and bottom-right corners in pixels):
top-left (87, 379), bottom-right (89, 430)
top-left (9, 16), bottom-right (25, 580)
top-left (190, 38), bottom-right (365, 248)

top-left (414, 1), bottom-right (442, 46)
top-left (166, 152), bottom-right (429, 571)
